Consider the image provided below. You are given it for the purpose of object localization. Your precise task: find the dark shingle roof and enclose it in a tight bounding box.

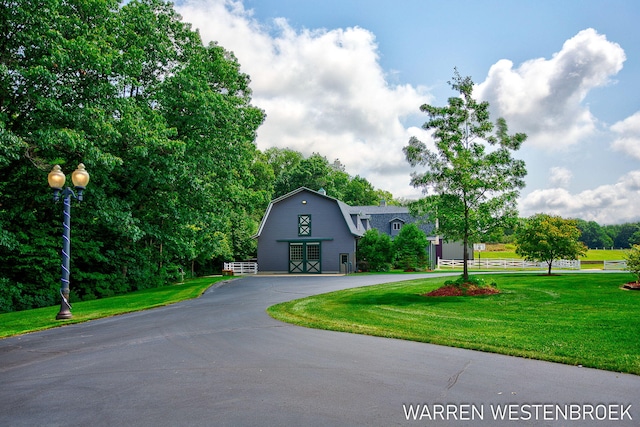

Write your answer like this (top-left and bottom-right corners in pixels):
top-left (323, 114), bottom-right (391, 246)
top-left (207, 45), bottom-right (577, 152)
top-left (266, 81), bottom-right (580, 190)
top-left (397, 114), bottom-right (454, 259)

top-left (349, 205), bottom-right (434, 236)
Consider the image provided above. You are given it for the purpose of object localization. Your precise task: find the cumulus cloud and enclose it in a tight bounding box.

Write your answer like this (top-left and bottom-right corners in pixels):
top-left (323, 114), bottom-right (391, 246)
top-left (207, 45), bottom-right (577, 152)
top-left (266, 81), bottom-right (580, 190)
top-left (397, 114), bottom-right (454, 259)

top-left (176, 0), bottom-right (431, 198)
top-left (520, 170), bottom-right (640, 224)
top-left (475, 28), bottom-right (626, 150)
top-left (611, 111), bottom-right (640, 159)
top-left (175, 2), bottom-right (636, 222)
top-left (548, 167), bottom-right (572, 188)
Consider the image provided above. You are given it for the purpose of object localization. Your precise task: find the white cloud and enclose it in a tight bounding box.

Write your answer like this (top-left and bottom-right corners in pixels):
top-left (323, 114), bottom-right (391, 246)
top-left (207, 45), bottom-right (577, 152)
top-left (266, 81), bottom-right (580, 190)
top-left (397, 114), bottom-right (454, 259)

top-left (520, 170), bottom-right (640, 224)
top-left (611, 111), bottom-right (640, 159)
top-left (474, 28), bottom-right (626, 150)
top-left (548, 167), bottom-right (572, 188)
top-left (176, 0), bottom-right (431, 198)
top-left (176, 2), bottom-right (637, 222)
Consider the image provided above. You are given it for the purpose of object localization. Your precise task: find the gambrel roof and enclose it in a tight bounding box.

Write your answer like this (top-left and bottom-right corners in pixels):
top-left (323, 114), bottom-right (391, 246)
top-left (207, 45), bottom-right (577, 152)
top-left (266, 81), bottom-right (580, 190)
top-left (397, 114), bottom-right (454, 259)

top-left (254, 187), bottom-right (364, 238)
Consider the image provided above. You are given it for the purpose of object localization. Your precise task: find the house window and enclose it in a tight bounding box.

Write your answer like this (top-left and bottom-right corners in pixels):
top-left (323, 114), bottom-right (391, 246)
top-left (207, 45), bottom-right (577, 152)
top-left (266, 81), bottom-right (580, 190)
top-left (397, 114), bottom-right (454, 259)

top-left (392, 222), bottom-right (402, 231)
top-left (298, 214), bottom-right (311, 236)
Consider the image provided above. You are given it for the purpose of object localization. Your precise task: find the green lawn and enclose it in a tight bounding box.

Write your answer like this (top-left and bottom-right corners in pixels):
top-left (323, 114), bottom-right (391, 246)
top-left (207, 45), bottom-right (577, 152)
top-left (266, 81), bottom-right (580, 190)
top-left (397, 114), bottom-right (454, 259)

top-left (480, 248), bottom-right (628, 261)
top-left (268, 273), bottom-right (640, 375)
top-left (0, 276), bottom-right (226, 338)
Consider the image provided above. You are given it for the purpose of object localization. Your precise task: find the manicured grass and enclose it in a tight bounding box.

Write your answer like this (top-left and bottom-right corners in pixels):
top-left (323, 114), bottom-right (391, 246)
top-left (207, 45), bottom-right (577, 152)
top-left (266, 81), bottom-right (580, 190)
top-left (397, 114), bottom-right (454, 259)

top-left (582, 249), bottom-right (629, 261)
top-left (268, 273), bottom-right (640, 374)
top-left (0, 276), bottom-right (226, 339)
top-left (480, 248), bottom-right (628, 261)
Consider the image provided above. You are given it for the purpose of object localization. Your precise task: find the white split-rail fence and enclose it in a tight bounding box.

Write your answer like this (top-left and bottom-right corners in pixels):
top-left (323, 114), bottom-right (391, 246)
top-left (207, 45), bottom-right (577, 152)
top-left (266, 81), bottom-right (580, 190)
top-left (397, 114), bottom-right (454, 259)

top-left (603, 260), bottom-right (627, 270)
top-left (437, 258), bottom-right (581, 270)
top-left (223, 262), bottom-right (258, 275)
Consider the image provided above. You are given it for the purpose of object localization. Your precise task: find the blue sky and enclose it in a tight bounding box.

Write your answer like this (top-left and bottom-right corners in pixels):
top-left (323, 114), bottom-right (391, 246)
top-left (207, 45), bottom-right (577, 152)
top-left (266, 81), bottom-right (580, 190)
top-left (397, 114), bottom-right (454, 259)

top-left (176, 0), bottom-right (640, 224)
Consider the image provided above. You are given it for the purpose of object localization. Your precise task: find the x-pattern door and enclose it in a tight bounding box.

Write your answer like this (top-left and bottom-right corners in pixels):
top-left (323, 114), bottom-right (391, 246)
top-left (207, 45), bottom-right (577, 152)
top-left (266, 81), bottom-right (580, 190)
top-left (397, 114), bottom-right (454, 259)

top-left (289, 242), bottom-right (320, 273)
top-left (289, 243), bottom-right (304, 273)
top-left (305, 243), bottom-right (320, 273)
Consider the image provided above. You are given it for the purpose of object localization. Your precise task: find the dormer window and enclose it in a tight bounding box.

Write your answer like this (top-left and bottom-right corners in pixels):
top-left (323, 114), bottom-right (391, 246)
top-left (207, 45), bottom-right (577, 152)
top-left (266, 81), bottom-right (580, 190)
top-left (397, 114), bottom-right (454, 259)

top-left (390, 218), bottom-right (405, 236)
top-left (298, 214), bottom-right (311, 236)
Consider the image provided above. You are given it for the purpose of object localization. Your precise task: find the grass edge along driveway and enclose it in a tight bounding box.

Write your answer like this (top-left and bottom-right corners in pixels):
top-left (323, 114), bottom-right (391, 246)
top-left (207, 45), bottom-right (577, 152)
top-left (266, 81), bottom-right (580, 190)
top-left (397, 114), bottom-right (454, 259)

top-left (267, 273), bottom-right (640, 375)
top-left (0, 276), bottom-right (228, 339)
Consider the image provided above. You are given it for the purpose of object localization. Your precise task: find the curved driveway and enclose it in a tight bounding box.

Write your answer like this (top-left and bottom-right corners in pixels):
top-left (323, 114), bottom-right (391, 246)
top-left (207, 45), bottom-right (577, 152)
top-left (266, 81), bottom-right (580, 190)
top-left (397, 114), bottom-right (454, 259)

top-left (1, 274), bottom-right (638, 426)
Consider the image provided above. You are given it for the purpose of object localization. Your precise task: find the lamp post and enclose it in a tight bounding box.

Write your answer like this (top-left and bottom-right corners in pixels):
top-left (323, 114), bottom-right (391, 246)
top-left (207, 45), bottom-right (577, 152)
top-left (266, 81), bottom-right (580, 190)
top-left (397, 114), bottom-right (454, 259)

top-left (48, 163), bottom-right (90, 320)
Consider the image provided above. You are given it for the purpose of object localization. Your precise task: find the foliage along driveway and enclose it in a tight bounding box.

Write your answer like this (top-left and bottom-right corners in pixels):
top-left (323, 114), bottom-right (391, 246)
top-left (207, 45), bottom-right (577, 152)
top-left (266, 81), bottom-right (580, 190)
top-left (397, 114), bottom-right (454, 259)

top-left (0, 273), bottom-right (638, 426)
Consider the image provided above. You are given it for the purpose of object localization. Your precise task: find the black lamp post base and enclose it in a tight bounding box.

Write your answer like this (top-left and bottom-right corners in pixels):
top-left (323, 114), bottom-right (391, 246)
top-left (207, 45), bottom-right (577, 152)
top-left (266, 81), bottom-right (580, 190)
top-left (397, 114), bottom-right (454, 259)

top-left (56, 310), bottom-right (73, 320)
top-left (56, 290), bottom-right (72, 320)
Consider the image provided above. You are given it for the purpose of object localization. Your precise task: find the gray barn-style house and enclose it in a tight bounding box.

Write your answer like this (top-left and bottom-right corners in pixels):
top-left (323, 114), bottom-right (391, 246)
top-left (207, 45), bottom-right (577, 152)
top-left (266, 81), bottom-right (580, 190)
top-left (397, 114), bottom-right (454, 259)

top-left (254, 187), bottom-right (364, 273)
top-left (254, 187), bottom-right (467, 274)
top-left (254, 187), bottom-right (363, 274)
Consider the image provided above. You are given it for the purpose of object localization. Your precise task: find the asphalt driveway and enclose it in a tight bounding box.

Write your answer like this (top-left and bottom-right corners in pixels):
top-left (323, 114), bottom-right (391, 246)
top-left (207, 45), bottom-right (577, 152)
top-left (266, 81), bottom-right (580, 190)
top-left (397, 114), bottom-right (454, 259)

top-left (1, 274), bottom-right (638, 426)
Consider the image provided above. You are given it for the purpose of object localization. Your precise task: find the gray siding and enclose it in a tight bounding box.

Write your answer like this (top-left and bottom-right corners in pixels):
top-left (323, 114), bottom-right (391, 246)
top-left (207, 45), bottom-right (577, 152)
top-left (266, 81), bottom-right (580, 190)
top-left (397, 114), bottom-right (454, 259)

top-left (257, 189), bottom-right (358, 273)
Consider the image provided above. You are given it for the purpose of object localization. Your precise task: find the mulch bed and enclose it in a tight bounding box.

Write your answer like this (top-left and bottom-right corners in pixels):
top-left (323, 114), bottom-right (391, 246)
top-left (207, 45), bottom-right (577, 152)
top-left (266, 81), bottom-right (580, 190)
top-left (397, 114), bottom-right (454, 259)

top-left (623, 282), bottom-right (640, 290)
top-left (424, 284), bottom-right (500, 297)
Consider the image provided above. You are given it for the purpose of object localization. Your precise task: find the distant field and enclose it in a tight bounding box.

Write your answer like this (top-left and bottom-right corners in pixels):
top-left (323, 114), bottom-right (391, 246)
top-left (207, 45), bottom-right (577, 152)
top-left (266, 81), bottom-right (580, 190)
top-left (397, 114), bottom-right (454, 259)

top-left (479, 244), bottom-right (627, 261)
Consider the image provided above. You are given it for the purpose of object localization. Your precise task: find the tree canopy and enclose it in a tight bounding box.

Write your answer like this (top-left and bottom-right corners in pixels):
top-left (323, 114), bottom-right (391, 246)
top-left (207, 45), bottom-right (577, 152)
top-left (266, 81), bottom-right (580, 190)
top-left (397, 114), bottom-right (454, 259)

top-left (515, 214), bottom-right (587, 275)
top-left (0, 0), bottom-right (267, 311)
top-left (575, 219), bottom-right (614, 249)
top-left (0, 0), bottom-right (399, 312)
top-left (266, 148), bottom-right (388, 205)
top-left (404, 70), bottom-right (527, 280)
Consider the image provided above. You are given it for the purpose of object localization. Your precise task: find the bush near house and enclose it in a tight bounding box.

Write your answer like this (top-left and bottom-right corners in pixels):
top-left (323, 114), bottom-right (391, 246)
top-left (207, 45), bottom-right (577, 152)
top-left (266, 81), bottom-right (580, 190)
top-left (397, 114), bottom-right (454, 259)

top-left (356, 229), bottom-right (394, 272)
top-left (393, 224), bottom-right (429, 271)
top-left (356, 225), bottom-right (430, 272)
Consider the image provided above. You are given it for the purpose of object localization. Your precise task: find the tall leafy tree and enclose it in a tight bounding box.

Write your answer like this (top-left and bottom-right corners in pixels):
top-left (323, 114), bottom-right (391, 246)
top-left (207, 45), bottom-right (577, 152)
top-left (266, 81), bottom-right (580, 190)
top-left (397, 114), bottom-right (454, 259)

top-left (612, 223), bottom-right (640, 248)
top-left (267, 148), bottom-right (391, 205)
top-left (263, 147), bottom-right (303, 181)
top-left (515, 214), bottom-right (587, 275)
top-left (404, 70), bottom-right (527, 280)
top-left (576, 219), bottom-right (613, 249)
top-left (343, 176), bottom-right (379, 206)
top-left (0, 0), bottom-right (265, 311)
top-left (158, 39), bottom-right (265, 268)
top-left (274, 152), bottom-right (337, 197)
top-left (1, 0), bottom-right (126, 308)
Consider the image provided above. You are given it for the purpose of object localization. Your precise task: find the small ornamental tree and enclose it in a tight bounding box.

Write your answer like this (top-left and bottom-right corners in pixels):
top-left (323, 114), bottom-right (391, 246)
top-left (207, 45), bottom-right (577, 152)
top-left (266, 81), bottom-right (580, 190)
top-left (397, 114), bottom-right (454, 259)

top-left (393, 224), bottom-right (429, 271)
top-left (515, 214), bottom-right (587, 275)
top-left (404, 70), bottom-right (527, 281)
top-left (624, 245), bottom-right (640, 283)
top-left (356, 229), bottom-right (393, 272)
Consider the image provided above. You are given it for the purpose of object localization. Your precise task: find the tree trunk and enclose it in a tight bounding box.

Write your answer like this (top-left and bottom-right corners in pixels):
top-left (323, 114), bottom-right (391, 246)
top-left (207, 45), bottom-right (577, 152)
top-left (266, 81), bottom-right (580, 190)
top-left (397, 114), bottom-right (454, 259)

top-left (463, 201), bottom-right (469, 281)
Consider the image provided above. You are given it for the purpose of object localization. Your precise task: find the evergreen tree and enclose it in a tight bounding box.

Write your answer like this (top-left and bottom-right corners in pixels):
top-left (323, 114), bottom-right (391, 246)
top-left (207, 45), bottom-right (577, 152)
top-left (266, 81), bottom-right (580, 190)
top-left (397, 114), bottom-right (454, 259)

top-left (393, 224), bottom-right (429, 271)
